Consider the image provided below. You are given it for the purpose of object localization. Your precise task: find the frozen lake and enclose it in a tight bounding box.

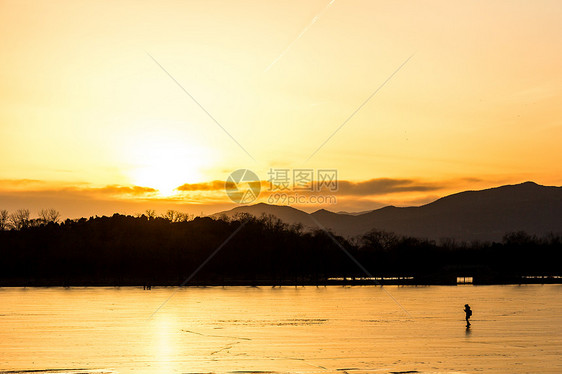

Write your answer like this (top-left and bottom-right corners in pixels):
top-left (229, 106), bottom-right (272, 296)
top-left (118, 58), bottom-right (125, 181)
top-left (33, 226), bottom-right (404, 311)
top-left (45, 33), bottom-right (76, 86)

top-left (1, 285), bottom-right (561, 373)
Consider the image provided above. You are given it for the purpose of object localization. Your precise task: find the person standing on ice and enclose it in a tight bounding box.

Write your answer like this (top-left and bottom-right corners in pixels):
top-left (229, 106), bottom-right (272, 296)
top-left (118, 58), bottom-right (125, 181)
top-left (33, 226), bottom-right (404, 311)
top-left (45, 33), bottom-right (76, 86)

top-left (464, 304), bottom-right (472, 327)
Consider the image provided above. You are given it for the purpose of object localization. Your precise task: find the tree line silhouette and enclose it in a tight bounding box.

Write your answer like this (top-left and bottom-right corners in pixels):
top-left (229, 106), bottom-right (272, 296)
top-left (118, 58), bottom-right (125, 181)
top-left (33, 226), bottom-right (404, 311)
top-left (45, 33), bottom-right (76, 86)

top-left (0, 208), bottom-right (61, 230)
top-left (0, 209), bottom-right (560, 286)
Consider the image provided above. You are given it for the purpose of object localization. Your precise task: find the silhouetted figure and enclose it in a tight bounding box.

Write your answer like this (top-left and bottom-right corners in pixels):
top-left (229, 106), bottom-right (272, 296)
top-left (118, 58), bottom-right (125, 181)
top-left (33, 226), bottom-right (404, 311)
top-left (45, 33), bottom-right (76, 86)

top-left (464, 304), bottom-right (472, 327)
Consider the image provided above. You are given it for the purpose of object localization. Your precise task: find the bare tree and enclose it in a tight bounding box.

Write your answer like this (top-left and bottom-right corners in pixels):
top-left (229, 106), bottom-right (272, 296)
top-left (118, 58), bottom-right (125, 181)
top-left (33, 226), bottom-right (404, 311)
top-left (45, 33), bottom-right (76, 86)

top-left (177, 212), bottom-right (194, 222)
top-left (361, 229), bottom-right (399, 250)
top-left (162, 210), bottom-right (192, 222)
top-left (145, 209), bottom-right (157, 219)
top-left (29, 218), bottom-right (44, 228)
top-left (9, 209), bottom-right (30, 230)
top-left (0, 209), bottom-right (9, 230)
top-left (162, 210), bottom-right (179, 222)
top-left (38, 208), bottom-right (61, 224)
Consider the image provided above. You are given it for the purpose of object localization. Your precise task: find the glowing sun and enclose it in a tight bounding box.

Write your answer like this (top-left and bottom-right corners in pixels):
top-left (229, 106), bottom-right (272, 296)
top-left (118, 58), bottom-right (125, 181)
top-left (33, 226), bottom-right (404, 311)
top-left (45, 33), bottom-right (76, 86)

top-left (124, 132), bottom-right (212, 197)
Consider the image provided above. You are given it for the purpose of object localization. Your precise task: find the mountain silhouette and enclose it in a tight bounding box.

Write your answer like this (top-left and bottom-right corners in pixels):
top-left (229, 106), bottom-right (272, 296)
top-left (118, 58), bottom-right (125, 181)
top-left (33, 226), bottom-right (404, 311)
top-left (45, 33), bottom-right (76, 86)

top-left (214, 182), bottom-right (562, 241)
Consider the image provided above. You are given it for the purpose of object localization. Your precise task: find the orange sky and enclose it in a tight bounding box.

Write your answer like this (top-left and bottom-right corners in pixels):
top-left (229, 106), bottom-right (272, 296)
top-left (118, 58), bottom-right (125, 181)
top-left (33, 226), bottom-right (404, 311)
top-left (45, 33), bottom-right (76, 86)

top-left (1, 0), bottom-right (561, 218)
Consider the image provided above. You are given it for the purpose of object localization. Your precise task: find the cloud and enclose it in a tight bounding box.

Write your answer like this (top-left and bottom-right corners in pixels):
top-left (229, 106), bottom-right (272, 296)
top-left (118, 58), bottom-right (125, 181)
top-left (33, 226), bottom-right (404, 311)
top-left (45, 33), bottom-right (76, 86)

top-left (0, 179), bottom-right (156, 197)
top-left (92, 185), bottom-right (157, 196)
top-left (0, 179), bottom-right (44, 186)
top-left (174, 176), bottom-right (500, 198)
top-left (0, 176), bottom-right (504, 200)
top-left (176, 180), bottom-right (275, 192)
top-left (335, 178), bottom-right (445, 196)
top-left (176, 181), bottom-right (227, 191)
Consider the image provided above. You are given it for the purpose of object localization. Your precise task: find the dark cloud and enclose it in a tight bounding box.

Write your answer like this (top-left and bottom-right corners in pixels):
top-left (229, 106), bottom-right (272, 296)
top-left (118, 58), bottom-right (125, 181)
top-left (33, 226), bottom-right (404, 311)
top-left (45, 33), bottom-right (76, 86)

top-left (176, 180), bottom-right (272, 192)
top-left (0, 177), bottom-right (490, 199)
top-left (326, 178), bottom-right (445, 196)
top-left (174, 177), bottom-right (483, 197)
top-left (0, 180), bottom-right (157, 197)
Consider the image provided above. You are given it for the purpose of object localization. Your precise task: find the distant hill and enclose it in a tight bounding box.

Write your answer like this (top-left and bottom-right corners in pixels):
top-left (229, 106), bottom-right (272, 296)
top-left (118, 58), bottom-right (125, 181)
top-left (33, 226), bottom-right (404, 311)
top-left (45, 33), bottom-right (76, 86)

top-left (213, 182), bottom-right (562, 242)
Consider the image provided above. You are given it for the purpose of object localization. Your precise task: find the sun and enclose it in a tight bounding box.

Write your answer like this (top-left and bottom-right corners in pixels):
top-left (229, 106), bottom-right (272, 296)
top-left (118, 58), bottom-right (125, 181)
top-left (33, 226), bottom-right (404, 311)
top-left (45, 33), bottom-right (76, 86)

top-left (133, 158), bottom-right (196, 197)
top-left (123, 131), bottom-right (213, 197)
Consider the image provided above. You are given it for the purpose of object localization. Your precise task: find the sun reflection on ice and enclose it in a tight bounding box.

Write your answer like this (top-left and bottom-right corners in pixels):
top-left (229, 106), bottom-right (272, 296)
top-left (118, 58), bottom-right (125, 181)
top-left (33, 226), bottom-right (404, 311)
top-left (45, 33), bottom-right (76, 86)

top-left (153, 316), bottom-right (176, 373)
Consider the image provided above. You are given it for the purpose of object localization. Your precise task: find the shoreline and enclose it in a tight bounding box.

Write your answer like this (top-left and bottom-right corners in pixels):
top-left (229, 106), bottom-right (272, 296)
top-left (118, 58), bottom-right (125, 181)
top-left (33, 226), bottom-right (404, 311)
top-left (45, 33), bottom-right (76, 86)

top-left (1, 276), bottom-right (561, 287)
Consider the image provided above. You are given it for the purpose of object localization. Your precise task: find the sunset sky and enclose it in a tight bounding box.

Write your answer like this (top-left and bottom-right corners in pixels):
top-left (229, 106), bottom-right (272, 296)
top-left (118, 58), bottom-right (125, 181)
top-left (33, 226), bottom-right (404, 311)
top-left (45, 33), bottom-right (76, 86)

top-left (1, 0), bottom-right (561, 218)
